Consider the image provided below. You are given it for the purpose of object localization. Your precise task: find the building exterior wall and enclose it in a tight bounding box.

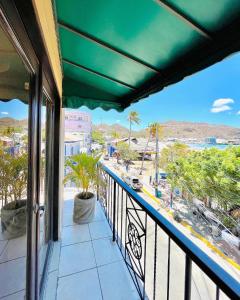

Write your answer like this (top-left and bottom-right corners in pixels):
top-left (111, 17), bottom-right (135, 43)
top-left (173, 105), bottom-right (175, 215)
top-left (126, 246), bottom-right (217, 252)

top-left (64, 110), bottom-right (92, 153)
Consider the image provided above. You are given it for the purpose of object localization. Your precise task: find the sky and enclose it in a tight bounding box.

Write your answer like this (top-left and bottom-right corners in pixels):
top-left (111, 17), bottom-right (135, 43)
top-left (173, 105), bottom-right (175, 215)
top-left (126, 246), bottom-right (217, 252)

top-left (1, 52), bottom-right (240, 130)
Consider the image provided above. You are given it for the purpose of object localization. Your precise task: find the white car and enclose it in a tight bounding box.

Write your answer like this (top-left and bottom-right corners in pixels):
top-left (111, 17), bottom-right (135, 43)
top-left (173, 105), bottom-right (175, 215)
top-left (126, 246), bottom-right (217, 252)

top-left (123, 175), bottom-right (143, 191)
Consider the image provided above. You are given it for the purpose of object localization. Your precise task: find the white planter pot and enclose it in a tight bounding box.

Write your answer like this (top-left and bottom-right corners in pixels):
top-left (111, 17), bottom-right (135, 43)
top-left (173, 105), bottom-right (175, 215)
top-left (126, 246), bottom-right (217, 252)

top-left (73, 193), bottom-right (96, 224)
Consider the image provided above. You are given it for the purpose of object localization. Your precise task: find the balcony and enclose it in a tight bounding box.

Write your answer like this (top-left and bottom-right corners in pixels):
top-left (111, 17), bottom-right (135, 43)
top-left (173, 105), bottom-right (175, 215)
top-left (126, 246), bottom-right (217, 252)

top-left (43, 191), bottom-right (139, 300)
top-left (43, 165), bottom-right (239, 300)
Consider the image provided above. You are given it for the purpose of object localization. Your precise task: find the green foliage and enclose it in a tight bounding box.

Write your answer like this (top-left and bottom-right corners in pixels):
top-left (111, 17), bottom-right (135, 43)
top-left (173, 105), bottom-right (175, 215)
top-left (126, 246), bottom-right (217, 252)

top-left (0, 152), bottom-right (28, 205)
top-left (127, 111), bottom-right (140, 125)
top-left (10, 153), bottom-right (28, 201)
top-left (159, 142), bottom-right (189, 170)
top-left (164, 145), bottom-right (240, 211)
top-left (64, 153), bottom-right (101, 198)
top-left (3, 126), bottom-right (22, 136)
top-left (91, 130), bottom-right (105, 145)
top-left (128, 111), bottom-right (140, 147)
top-left (117, 142), bottom-right (138, 163)
top-left (111, 131), bottom-right (120, 140)
top-left (148, 122), bottom-right (164, 139)
top-left (222, 216), bottom-right (236, 230)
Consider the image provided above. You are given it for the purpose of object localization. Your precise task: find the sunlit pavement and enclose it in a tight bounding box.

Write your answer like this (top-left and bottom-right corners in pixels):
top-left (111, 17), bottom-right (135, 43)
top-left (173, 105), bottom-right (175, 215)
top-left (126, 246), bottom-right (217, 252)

top-left (103, 158), bottom-right (240, 283)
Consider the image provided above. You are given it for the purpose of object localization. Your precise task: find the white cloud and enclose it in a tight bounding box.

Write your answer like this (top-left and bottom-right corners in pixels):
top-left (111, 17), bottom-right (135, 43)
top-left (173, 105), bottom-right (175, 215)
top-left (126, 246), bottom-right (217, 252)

top-left (237, 111), bottom-right (240, 115)
top-left (210, 98), bottom-right (235, 113)
top-left (210, 105), bottom-right (232, 113)
top-left (1, 112), bottom-right (8, 115)
top-left (212, 98), bottom-right (234, 107)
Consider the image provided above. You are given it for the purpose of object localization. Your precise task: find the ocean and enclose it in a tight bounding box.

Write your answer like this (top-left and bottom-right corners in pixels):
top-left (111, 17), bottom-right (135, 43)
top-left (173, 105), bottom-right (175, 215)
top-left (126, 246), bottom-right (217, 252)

top-left (187, 143), bottom-right (239, 150)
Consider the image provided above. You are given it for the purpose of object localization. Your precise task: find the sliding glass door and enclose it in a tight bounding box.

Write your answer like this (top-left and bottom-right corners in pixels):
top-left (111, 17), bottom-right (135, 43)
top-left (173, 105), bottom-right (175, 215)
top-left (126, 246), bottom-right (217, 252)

top-left (0, 24), bottom-right (32, 299)
top-left (39, 94), bottom-right (53, 292)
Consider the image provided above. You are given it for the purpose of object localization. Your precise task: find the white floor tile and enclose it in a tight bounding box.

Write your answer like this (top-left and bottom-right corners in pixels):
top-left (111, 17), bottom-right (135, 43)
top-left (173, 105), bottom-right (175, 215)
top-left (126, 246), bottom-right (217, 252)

top-left (1, 290), bottom-right (25, 300)
top-left (63, 212), bottom-right (75, 227)
top-left (92, 202), bottom-right (105, 222)
top-left (92, 238), bottom-right (122, 266)
top-left (44, 270), bottom-right (58, 300)
top-left (0, 240), bottom-right (7, 255)
top-left (57, 268), bottom-right (102, 300)
top-left (59, 241), bottom-right (96, 277)
top-left (62, 224), bottom-right (91, 246)
top-left (89, 220), bottom-right (112, 240)
top-left (0, 221), bottom-right (6, 241)
top-left (48, 241), bottom-right (61, 273)
top-left (98, 261), bottom-right (139, 300)
top-left (0, 236), bottom-right (26, 263)
top-left (64, 200), bottom-right (74, 214)
top-left (0, 257), bottom-right (26, 298)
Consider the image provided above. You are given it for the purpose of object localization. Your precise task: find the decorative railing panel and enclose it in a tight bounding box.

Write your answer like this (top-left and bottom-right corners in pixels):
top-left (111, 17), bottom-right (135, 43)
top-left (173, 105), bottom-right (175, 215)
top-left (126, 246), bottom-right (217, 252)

top-left (98, 164), bottom-right (240, 300)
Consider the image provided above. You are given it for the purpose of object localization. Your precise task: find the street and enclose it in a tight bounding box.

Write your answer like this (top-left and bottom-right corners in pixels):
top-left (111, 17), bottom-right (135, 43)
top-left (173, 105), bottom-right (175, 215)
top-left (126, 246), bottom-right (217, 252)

top-left (103, 158), bottom-right (240, 288)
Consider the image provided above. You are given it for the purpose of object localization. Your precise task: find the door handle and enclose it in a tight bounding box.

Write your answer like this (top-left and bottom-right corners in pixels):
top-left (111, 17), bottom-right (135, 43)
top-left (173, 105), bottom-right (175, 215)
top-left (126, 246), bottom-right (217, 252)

top-left (33, 204), bottom-right (45, 216)
top-left (39, 205), bottom-right (45, 216)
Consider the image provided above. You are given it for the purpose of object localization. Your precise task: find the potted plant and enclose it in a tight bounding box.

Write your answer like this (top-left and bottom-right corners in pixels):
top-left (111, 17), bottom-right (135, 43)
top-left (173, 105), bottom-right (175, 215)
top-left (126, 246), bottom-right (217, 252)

top-left (1, 153), bottom-right (28, 239)
top-left (64, 153), bottom-right (101, 224)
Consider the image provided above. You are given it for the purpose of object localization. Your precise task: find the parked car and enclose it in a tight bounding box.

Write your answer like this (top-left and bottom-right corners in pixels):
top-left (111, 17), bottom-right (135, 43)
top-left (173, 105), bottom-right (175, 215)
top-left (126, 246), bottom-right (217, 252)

top-left (159, 172), bottom-right (167, 180)
top-left (123, 175), bottom-right (143, 191)
top-left (194, 202), bottom-right (224, 235)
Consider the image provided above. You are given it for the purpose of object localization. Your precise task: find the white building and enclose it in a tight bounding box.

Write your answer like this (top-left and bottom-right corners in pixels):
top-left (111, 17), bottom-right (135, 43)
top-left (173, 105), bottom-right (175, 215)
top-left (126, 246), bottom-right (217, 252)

top-left (64, 110), bottom-right (92, 155)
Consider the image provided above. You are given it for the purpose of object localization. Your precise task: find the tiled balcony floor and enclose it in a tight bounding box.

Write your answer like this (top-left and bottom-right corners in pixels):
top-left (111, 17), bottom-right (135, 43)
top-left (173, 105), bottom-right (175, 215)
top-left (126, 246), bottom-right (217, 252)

top-left (44, 193), bottom-right (139, 300)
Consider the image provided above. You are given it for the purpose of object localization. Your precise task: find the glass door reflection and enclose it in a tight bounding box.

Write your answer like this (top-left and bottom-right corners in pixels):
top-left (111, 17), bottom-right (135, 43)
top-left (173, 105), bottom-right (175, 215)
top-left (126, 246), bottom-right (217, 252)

top-left (0, 25), bottom-right (30, 299)
top-left (39, 95), bottom-right (53, 290)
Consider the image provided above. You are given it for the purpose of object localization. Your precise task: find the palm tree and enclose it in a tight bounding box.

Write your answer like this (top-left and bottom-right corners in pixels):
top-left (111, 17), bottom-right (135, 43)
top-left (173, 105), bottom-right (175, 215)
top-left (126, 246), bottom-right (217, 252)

top-left (127, 111), bottom-right (140, 147)
top-left (149, 123), bottom-right (164, 196)
top-left (139, 125), bottom-right (152, 175)
top-left (111, 130), bottom-right (120, 141)
top-left (139, 123), bottom-right (164, 175)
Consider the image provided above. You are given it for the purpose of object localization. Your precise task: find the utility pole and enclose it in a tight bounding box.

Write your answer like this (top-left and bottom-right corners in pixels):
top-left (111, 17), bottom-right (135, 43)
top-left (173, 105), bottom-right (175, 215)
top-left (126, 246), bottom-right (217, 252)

top-left (155, 124), bottom-right (159, 197)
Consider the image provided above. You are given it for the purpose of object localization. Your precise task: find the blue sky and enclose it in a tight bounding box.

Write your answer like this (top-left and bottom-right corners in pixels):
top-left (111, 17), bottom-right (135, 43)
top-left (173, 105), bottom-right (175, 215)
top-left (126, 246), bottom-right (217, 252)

top-left (1, 52), bottom-right (240, 130)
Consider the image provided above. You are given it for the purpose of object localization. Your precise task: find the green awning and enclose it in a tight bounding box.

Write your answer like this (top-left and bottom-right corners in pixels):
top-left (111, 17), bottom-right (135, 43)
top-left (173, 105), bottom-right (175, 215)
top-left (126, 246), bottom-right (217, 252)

top-left (55, 0), bottom-right (240, 111)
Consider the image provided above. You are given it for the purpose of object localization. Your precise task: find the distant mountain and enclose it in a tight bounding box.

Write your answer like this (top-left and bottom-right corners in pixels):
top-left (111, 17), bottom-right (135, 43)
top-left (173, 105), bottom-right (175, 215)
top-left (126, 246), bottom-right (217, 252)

top-left (93, 121), bottom-right (240, 140)
top-left (0, 117), bottom-right (28, 129)
top-left (93, 123), bottom-right (131, 137)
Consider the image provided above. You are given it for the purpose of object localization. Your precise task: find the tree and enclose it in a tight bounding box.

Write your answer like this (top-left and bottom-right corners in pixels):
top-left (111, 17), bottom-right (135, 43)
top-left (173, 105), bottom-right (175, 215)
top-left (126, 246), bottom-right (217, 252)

top-left (91, 130), bottom-right (105, 145)
top-left (111, 131), bottom-right (120, 140)
top-left (64, 153), bottom-right (101, 198)
top-left (165, 146), bottom-right (240, 211)
top-left (127, 111), bottom-right (140, 147)
top-left (10, 153), bottom-right (28, 201)
top-left (159, 142), bottom-right (189, 170)
top-left (148, 123), bottom-right (164, 194)
top-left (117, 142), bottom-right (138, 164)
top-left (139, 123), bottom-right (164, 175)
top-left (0, 152), bottom-right (28, 206)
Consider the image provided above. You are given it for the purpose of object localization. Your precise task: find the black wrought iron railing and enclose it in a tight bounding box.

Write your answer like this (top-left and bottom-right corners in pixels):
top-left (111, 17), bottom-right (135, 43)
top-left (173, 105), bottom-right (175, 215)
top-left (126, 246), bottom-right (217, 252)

top-left (97, 164), bottom-right (240, 300)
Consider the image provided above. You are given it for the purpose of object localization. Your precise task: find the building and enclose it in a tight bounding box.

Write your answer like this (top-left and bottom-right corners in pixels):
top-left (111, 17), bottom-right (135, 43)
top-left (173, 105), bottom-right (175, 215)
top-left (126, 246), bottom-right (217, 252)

top-left (64, 110), bottom-right (92, 154)
top-left (205, 136), bottom-right (217, 144)
top-left (64, 113), bottom-right (91, 154)
top-left (0, 1), bottom-right (239, 300)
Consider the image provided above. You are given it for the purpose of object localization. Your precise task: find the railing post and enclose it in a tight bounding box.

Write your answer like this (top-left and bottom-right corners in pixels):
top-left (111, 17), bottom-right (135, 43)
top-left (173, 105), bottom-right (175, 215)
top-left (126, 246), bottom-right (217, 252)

top-left (96, 165), bottom-right (99, 201)
top-left (184, 255), bottom-right (192, 300)
top-left (112, 180), bottom-right (116, 242)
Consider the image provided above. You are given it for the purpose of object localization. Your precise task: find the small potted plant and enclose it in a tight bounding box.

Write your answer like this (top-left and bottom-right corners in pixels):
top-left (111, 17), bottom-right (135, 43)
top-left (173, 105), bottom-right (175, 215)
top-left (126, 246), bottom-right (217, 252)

top-left (64, 153), bottom-right (101, 224)
top-left (1, 153), bottom-right (28, 239)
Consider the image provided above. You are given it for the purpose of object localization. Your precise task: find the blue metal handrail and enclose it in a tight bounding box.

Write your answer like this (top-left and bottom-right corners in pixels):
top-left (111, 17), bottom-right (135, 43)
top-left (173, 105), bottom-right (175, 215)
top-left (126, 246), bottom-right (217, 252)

top-left (101, 164), bottom-right (240, 299)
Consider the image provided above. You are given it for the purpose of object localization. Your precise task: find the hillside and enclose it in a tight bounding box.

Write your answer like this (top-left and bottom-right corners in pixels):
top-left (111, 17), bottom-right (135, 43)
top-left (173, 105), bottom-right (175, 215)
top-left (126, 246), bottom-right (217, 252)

top-left (93, 121), bottom-right (240, 140)
top-left (0, 117), bottom-right (28, 130)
